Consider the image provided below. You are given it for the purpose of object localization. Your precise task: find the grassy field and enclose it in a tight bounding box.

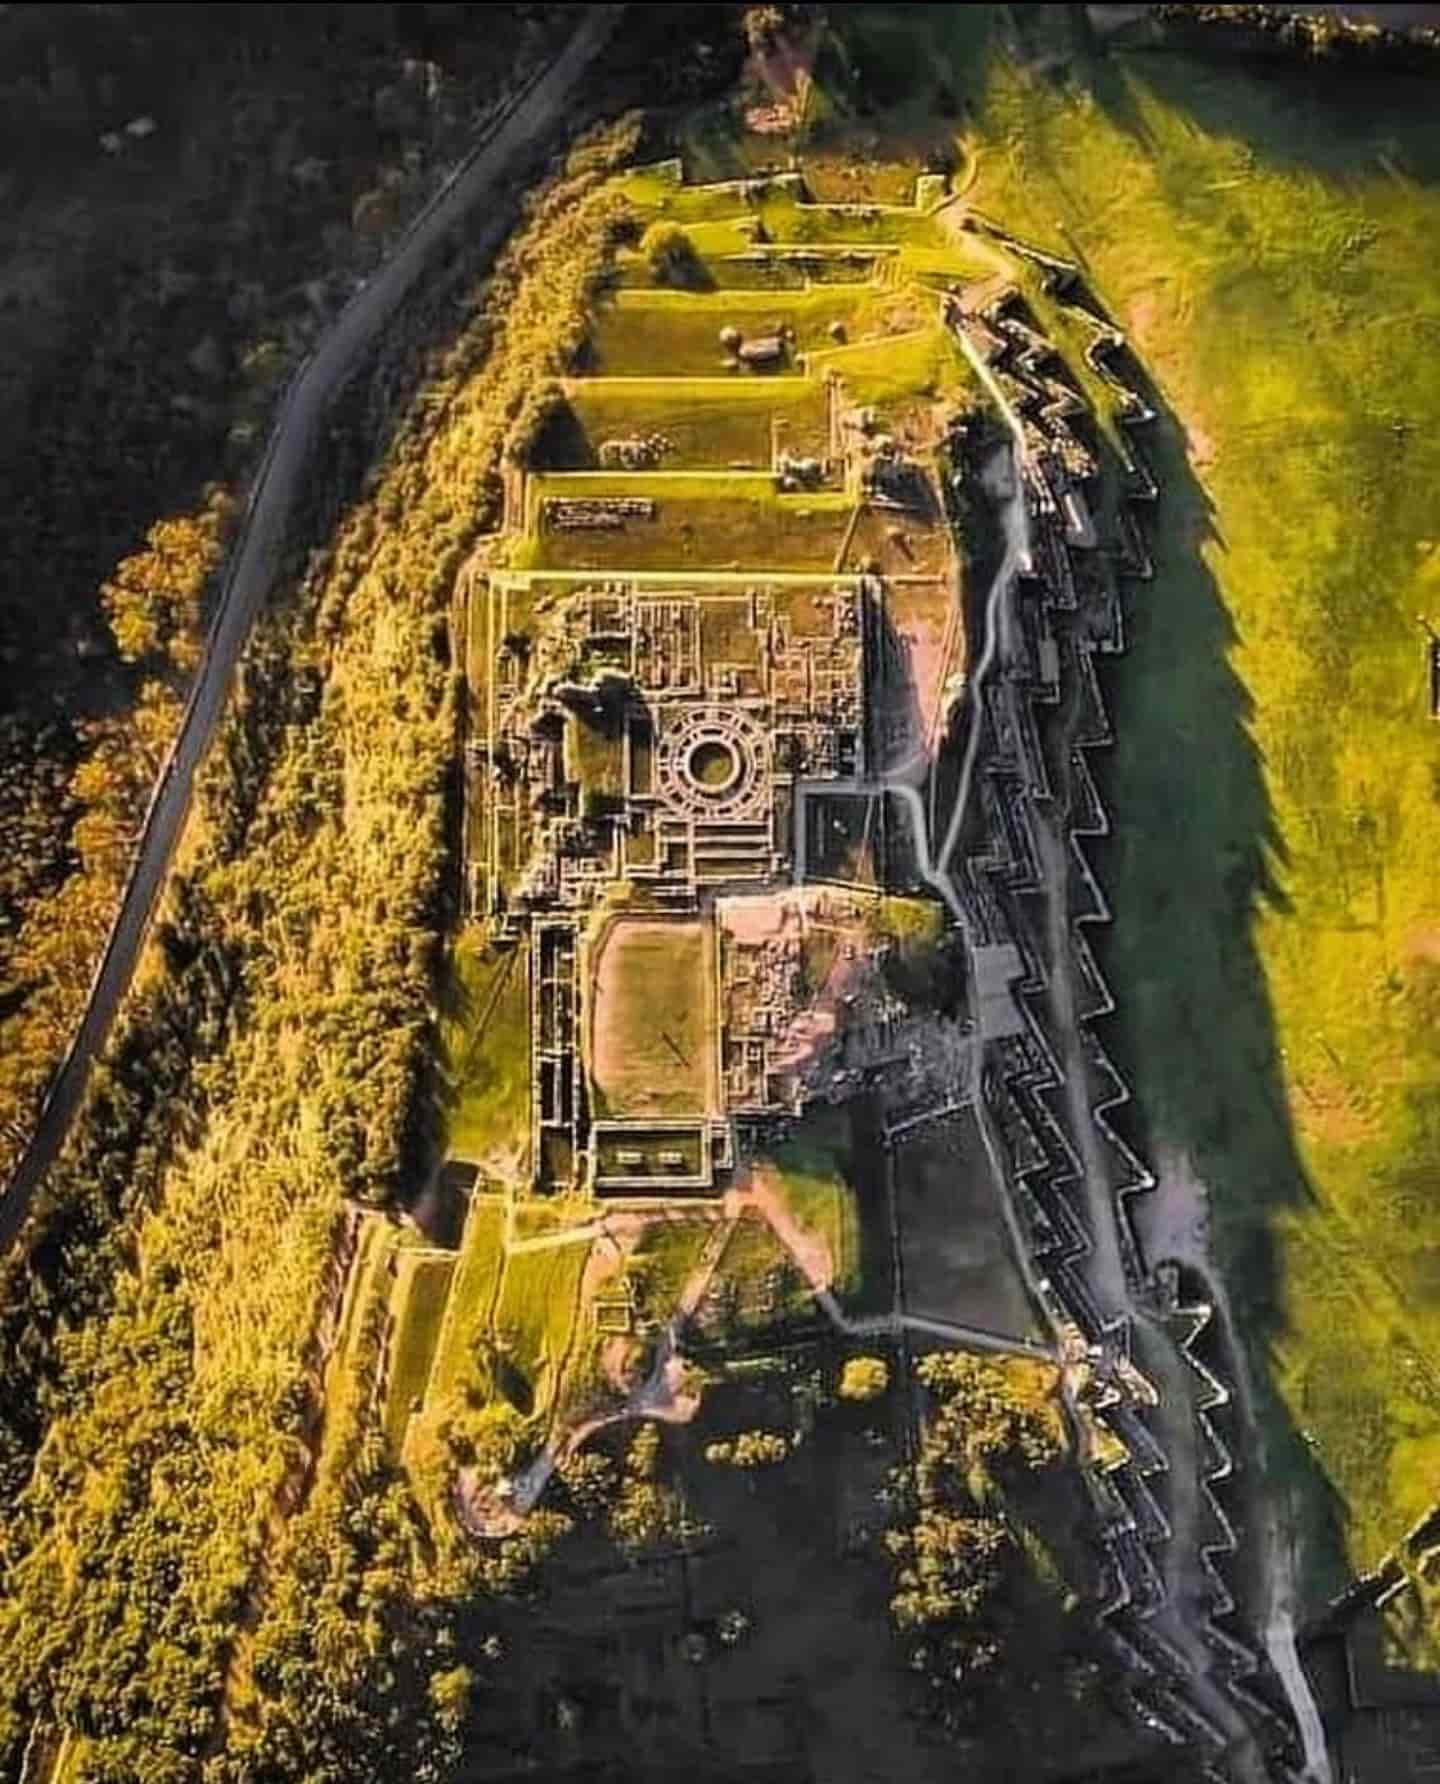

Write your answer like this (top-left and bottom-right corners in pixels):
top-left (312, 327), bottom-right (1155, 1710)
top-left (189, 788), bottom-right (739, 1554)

top-left (418, 1190), bottom-right (590, 1437)
top-left (439, 935), bottom-right (531, 1172)
top-left (589, 917), bottom-right (713, 1117)
top-left (383, 1250), bottom-right (455, 1454)
top-left (719, 1212), bottom-right (813, 1331)
top-left (764, 1106), bottom-right (864, 1302)
top-left (584, 284), bottom-right (911, 376)
top-left (805, 320), bottom-right (973, 410)
top-left (522, 471), bottom-right (855, 573)
top-left (562, 376), bottom-right (830, 470)
top-left (630, 1216), bottom-right (718, 1322)
top-left (824, 3), bottom-right (1440, 1588)
top-left (491, 1243), bottom-right (590, 1422)
top-left (427, 1195), bottom-right (507, 1411)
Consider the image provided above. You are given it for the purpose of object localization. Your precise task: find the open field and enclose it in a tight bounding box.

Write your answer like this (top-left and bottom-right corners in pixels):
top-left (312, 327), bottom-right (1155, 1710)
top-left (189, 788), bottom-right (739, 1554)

top-left (825, 2), bottom-right (1440, 1587)
top-left (806, 320), bottom-right (972, 410)
top-left (892, 1110), bottom-right (1041, 1343)
top-left (521, 470), bottom-right (855, 572)
top-left (631, 1216), bottom-right (718, 1322)
top-left (426, 1195), bottom-right (508, 1411)
top-left (761, 1106), bottom-right (864, 1303)
top-left (561, 376), bottom-right (831, 469)
top-left (491, 1242), bottom-right (590, 1419)
top-left (584, 283), bottom-right (916, 376)
top-left (421, 1192), bottom-right (590, 1428)
top-left (589, 916), bottom-right (715, 1118)
top-left (383, 1250), bottom-right (456, 1453)
top-left (440, 936), bottom-right (532, 1172)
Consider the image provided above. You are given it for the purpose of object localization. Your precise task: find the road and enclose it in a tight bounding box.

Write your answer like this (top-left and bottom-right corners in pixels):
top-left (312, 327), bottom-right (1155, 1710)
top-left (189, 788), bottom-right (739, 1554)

top-left (0, 4), bottom-right (624, 1254)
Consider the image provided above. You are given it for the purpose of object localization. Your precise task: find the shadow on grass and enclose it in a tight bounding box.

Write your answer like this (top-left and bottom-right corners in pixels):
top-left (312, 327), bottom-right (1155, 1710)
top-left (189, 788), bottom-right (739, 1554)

top-left (1083, 14), bottom-right (1440, 186)
top-left (1052, 302), bottom-right (1352, 1605)
top-left (406, 940), bottom-right (478, 1196)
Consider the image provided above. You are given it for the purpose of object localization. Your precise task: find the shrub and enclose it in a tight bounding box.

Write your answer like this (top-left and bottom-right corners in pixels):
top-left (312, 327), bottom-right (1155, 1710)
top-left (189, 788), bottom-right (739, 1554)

top-left (839, 1355), bottom-right (890, 1402)
top-left (640, 219), bottom-right (703, 289)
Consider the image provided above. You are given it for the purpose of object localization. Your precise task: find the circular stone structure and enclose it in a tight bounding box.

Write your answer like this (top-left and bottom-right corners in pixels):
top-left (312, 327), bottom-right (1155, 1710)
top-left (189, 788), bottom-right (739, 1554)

top-left (656, 706), bottom-right (770, 821)
top-left (688, 737), bottom-right (742, 793)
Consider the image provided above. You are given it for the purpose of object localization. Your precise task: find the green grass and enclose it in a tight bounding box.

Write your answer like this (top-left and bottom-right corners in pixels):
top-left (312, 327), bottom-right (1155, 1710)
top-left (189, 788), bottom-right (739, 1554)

top-left (718, 1212), bottom-right (811, 1330)
top-left (855, 2), bottom-right (1440, 1589)
top-left (383, 1251), bottom-right (455, 1453)
top-left (563, 376), bottom-right (830, 469)
top-left (416, 1194), bottom-right (588, 1436)
top-left (805, 321), bottom-right (974, 408)
top-left (630, 1217), bottom-right (717, 1321)
top-left (522, 471), bottom-right (855, 573)
top-left (584, 284), bottom-right (897, 376)
top-left (440, 935), bottom-right (531, 1170)
top-left (492, 1242), bottom-right (590, 1423)
top-left (427, 1196), bottom-right (507, 1410)
top-left (589, 917), bottom-right (713, 1117)
top-left (766, 1106), bottom-right (863, 1300)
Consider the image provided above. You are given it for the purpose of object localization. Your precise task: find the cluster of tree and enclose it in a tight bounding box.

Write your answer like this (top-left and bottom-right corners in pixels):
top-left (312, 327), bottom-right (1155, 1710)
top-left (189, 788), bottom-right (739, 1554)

top-left (838, 1355), bottom-right (889, 1402)
top-left (100, 502), bottom-right (230, 675)
top-left (0, 494), bottom-right (224, 1185)
top-left (1151, 3), bottom-right (1440, 68)
top-left (0, 677), bottom-right (183, 1124)
top-left (704, 1430), bottom-right (791, 1468)
top-left (0, 110), bottom-right (641, 1778)
top-left (882, 1353), bottom-right (1064, 1715)
top-left (0, 3), bottom-right (578, 1193)
top-left (742, 5), bottom-right (820, 59)
top-left (639, 220), bottom-right (707, 290)
top-left (608, 1421), bottom-right (684, 1554)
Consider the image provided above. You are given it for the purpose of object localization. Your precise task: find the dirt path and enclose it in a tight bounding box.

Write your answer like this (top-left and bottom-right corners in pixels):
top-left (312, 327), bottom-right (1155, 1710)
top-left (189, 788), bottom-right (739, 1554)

top-left (0, 4), bottom-right (624, 1251)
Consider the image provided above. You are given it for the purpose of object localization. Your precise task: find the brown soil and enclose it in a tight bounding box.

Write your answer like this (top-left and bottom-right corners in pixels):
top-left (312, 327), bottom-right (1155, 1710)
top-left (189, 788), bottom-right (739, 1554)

top-left (1291, 1068), bottom-right (1379, 1149)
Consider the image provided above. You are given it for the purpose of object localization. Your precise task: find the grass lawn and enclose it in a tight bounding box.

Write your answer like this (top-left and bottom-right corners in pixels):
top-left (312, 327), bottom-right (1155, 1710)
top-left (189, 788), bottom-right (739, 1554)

top-left (383, 1251), bottom-right (455, 1454)
top-left (521, 471), bottom-right (855, 573)
top-left (414, 1190), bottom-right (589, 1444)
top-left (836, 2), bottom-right (1440, 1590)
top-left (807, 321), bottom-right (974, 410)
top-left (719, 1211), bottom-right (812, 1331)
top-left (584, 284), bottom-right (903, 377)
top-left (426, 1195), bottom-right (507, 1411)
top-left (440, 935), bottom-right (531, 1171)
top-left (563, 376), bottom-right (831, 470)
top-left (631, 1216), bottom-right (717, 1322)
top-left (764, 1105), bottom-right (864, 1301)
top-left (491, 1242), bottom-right (590, 1423)
top-left (589, 917), bottom-right (714, 1117)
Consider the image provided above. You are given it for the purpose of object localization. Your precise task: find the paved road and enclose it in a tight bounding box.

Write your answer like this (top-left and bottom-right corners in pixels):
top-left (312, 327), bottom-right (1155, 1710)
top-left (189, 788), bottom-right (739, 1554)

top-left (0, 5), bottom-right (624, 1253)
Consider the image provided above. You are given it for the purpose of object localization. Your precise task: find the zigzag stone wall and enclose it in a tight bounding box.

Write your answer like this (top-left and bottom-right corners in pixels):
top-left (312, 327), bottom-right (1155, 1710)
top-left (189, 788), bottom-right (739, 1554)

top-left (938, 246), bottom-right (1305, 1779)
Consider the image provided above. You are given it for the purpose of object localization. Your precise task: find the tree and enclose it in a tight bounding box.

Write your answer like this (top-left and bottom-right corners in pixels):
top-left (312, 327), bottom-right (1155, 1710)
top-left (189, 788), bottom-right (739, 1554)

top-left (743, 5), bottom-right (786, 55)
top-left (429, 1663), bottom-right (475, 1733)
top-left (445, 1399), bottom-right (531, 1480)
top-left (706, 1429), bottom-right (790, 1469)
top-left (639, 220), bottom-right (703, 289)
top-left (839, 1356), bottom-right (889, 1402)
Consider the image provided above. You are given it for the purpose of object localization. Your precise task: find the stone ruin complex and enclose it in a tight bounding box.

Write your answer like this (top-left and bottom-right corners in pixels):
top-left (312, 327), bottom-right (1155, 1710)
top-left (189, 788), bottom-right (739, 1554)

top-left (459, 177), bottom-right (1306, 1776)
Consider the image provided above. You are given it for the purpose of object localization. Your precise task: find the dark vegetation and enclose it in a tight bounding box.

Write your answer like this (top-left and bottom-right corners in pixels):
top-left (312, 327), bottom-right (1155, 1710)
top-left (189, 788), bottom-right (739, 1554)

top-left (0, 102), bottom-right (642, 1779)
top-left (0, 2), bottom-right (574, 1183)
top-left (1151, 3), bottom-right (1440, 69)
top-left (884, 1353), bottom-right (1162, 1766)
